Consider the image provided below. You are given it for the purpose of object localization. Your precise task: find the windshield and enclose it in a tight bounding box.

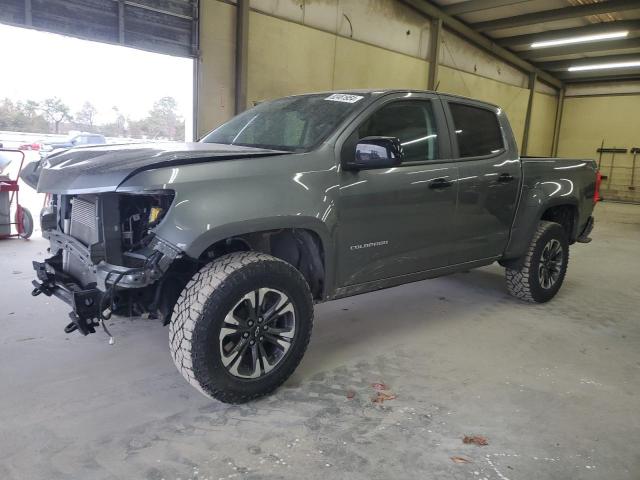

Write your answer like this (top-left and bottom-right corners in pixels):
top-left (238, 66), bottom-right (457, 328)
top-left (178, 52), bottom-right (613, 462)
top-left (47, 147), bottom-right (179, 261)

top-left (200, 93), bottom-right (369, 151)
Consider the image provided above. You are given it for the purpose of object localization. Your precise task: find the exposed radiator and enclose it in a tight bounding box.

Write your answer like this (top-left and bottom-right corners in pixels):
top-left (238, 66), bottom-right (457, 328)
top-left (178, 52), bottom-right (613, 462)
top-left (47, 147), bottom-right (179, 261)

top-left (69, 196), bottom-right (98, 246)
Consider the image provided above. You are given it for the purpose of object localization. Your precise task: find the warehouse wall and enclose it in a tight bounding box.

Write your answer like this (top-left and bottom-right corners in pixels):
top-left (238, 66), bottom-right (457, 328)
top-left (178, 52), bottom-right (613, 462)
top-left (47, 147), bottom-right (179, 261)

top-left (246, 12), bottom-right (431, 104)
top-left (558, 81), bottom-right (640, 202)
top-left (247, 12), bottom-right (336, 103)
top-left (197, 0), bottom-right (559, 154)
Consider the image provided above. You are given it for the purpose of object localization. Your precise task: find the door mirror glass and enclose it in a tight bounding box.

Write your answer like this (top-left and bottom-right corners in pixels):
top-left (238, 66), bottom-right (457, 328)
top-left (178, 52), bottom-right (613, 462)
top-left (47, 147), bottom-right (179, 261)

top-left (347, 136), bottom-right (403, 170)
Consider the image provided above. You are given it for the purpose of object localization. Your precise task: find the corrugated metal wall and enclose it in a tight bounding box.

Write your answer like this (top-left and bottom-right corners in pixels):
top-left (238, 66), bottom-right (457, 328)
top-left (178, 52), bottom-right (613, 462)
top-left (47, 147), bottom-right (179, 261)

top-left (0, 0), bottom-right (198, 57)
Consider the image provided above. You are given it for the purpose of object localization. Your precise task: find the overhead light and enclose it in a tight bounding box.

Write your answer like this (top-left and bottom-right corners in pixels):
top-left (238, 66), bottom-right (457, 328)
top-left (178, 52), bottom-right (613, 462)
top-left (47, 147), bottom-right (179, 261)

top-left (531, 31), bottom-right (628, 49)
top-left (568, 61), bottom-right (640, 72)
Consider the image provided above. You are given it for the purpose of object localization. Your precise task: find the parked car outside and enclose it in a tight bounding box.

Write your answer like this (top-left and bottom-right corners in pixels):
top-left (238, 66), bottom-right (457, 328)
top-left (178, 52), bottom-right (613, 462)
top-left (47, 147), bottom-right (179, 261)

top-left (38, 133), bottom-right (107, 158)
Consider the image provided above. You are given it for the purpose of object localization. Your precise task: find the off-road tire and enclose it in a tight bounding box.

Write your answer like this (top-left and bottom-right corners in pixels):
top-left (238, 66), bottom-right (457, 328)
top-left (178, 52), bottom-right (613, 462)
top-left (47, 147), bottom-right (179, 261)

top-left (169, 252), bottom-right (313, 403)
top-left (505, 221), bottom-right (569, 303)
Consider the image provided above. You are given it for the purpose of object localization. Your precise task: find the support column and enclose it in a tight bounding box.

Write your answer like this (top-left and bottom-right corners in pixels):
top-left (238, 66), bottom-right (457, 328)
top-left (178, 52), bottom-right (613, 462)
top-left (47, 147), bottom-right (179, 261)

top-left (427, 18), bottom-right (442, 91)
top-left (235, 0), bottom-right (249, 114)
top-left (521, 72), bottom-right (537, 156)
top-left (191, 0), bottom-right (200, 140)
top-left (551, 87), bottom-right (565, 156)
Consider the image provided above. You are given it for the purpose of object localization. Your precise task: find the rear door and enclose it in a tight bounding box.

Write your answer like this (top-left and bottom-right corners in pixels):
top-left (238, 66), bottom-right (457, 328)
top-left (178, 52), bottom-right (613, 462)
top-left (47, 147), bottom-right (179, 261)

top-left (441, 97), bottom-right (521, 264)
top-left (335, 92), bottom-right (459, 287)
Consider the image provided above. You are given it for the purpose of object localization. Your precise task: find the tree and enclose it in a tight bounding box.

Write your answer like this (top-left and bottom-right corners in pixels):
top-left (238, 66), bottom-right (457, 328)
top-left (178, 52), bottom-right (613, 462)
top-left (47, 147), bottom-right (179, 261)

top-left (75, 101), bottom-right (97, 128)
top-left (144, 96), bottom-right (184, 140)
top-left (42, 97), bottom-right (72, 133)
top-left (22, 100), bottom-right (40, 120)
top-left (0, 98), bottom-right (47, 133)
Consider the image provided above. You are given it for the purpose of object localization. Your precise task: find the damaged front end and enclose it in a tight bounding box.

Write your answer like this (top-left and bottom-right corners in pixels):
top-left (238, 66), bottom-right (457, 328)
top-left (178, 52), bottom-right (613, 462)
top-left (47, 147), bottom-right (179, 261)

top-left (32, 191), bottom-right (183, 337)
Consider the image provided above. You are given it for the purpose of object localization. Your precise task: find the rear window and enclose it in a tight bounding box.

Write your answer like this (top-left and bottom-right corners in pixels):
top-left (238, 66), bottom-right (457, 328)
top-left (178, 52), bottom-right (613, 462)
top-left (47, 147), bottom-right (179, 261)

top-left (449, 103), bottom-right (504, 158)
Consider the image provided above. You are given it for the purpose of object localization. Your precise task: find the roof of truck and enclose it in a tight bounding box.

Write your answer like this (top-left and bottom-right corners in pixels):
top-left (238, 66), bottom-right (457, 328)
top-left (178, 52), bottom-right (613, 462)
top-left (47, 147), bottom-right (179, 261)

top-left (283, 89), bottom-right (501, 110)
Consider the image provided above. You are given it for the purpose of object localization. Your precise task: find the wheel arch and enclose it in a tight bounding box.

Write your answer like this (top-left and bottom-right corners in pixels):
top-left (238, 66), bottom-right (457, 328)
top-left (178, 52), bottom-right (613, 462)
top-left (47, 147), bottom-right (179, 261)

top-left (188, 217), bottom-right (332, 300)
top-left (539, 203), bottom-right (579, 243)
top-left (503, 185), bottom-right (580, 262)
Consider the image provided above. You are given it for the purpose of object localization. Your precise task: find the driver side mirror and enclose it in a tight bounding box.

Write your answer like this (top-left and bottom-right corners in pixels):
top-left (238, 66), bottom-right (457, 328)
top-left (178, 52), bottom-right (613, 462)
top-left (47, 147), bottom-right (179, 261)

top-left (345, 136), bottom-right (404, 170)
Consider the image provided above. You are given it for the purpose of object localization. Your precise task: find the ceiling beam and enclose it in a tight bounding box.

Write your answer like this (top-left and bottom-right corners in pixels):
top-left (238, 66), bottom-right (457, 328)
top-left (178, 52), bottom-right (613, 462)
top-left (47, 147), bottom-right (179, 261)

top-left (399, 0), bottom-right (562, 88)
top-left (443, 0), bottom-right (529, 16)
top-left (472, 0), bottom-right (640, 32)
top-left (538, 53), bottom-right (640, 72)
top-left (519, 37), bottom-right (640, 61)
top-left (496, 20), bottom-right (640, 48)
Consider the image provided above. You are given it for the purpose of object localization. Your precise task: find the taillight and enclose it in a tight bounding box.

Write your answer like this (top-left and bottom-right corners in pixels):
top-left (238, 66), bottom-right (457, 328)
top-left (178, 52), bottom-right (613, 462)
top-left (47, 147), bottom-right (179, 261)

top-left (594, 170), bottom-right (602, 204)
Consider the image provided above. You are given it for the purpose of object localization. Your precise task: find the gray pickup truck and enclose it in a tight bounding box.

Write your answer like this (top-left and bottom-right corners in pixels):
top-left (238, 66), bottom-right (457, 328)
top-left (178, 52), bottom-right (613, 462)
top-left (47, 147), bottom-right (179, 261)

top-left (28, 90), bottom-right (599, 403)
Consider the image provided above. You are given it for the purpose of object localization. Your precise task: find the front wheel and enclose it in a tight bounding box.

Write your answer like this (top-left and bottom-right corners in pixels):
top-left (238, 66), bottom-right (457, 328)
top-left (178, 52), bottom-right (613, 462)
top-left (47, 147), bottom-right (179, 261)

top-left (169, 252), bottom-right (314, 403)
top-left (505, 221), bottom-right (569, 303)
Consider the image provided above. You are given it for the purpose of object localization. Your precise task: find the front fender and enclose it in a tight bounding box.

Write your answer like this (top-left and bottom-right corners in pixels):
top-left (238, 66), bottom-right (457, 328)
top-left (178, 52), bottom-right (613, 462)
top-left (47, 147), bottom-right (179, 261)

top-left (184, 215), bottom-right (334, 261)
top-left (116, 149), bottom-right (339, 274)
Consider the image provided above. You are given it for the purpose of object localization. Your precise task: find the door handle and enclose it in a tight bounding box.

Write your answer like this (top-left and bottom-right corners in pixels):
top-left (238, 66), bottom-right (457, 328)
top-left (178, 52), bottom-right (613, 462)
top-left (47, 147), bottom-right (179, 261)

top-left (429, 177), bottom-right (453, 189)
top-left (497, 173), bottom-right (514, 183)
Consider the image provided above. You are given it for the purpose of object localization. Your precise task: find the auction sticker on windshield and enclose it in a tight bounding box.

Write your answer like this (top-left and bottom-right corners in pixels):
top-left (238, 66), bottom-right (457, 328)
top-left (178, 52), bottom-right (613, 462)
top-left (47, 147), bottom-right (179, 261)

top-left (325, 94), bottom-right (364, 103)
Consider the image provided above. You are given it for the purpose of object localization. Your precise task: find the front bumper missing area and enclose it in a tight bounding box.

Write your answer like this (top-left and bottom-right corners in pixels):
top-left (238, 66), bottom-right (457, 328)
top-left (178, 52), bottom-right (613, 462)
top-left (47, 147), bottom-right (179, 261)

top-left (31, 235), bottom-right (181, 336)
top-left (32, 260), bottom-right (104, 335)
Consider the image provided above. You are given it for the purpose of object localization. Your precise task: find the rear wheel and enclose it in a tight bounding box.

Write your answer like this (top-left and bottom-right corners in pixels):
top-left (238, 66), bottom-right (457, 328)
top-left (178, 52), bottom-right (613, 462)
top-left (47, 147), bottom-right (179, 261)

top-left (505, 221), bottom-right (569, 303)
top-left (169, 252), bottom-right (313, 403)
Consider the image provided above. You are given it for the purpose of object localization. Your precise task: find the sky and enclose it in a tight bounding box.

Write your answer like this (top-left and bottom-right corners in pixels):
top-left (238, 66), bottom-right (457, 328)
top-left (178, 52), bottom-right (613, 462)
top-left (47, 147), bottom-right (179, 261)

top-left (0, 24), bottom-right (193, 136)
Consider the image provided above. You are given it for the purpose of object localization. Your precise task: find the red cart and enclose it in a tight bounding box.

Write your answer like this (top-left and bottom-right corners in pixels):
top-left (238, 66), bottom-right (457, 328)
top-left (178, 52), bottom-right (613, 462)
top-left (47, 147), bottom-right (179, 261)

top-left (0, 149), bottom-right (34, 239)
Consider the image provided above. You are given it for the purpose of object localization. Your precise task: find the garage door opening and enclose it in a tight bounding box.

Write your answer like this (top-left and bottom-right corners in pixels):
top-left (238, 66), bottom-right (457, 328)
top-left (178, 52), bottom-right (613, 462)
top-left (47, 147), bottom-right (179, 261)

top-left (0, 23), bottom-right (194, 145)
top-left (0, 23), bottom-right (194, 236)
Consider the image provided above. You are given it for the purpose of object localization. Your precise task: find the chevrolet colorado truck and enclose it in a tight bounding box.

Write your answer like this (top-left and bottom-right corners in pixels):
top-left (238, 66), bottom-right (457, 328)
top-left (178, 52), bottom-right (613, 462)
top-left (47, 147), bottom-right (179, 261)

top-left (26, 90), bottom-right (599, 403)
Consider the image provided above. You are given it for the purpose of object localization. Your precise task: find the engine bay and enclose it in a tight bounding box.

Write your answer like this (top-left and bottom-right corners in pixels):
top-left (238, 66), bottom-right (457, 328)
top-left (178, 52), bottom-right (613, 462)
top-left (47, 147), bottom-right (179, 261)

top-left (42, 191), bottom-right (174, 268)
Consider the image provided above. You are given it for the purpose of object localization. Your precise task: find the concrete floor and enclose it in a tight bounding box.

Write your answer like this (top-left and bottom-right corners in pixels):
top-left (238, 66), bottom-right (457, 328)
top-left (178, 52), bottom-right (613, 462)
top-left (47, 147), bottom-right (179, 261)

top-left (0, 201), bottom-right (638, 480)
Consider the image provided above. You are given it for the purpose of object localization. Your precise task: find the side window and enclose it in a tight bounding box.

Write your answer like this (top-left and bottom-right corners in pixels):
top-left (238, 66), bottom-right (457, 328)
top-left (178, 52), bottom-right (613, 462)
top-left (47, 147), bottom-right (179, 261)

top-left (357, 100), bottom-right (439, 163)
top-left (449, 102), bottom-right (504, 158)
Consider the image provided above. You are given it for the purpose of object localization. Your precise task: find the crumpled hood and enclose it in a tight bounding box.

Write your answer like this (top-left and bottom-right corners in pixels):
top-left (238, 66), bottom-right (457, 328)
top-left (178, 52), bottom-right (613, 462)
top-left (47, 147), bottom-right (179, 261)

top-left (36, 142), bottom-right (288, 194)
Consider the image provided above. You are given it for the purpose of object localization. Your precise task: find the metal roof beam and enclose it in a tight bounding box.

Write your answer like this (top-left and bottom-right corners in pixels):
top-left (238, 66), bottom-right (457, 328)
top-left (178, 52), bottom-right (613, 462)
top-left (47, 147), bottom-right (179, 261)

top-left (473, 0), bottom-right (640, 32)
top-left (538, 53), bottom-right (640, 71)
top-left (399, 0), bottom-right (562, 88)
top-left (497, 20), bottom-right (640, 48)
top-left (443, 0), bottom-right (529, 16)
top-left (519, 37), bottom-right (640, 61)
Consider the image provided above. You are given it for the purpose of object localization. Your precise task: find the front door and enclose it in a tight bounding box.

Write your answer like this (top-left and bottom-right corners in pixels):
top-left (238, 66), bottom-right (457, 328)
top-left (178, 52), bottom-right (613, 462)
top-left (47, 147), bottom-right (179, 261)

top-left (335, 93), bottom-right (459, 287)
